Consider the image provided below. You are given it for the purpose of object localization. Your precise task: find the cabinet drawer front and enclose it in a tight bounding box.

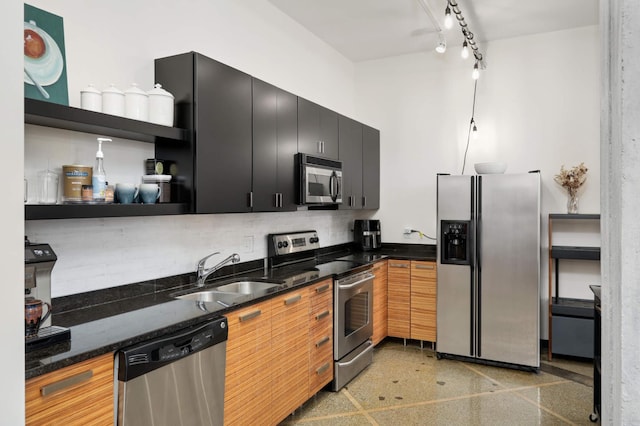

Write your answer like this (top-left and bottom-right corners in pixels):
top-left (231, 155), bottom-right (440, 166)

top-left (26, 353), bottom-right (114, 426)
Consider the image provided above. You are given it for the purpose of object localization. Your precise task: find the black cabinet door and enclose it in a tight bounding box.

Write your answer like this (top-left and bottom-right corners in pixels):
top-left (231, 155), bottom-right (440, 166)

top-left (194, 54), bottom-right (252, 213)
top-left (252, 79), bottom-right (297, 211)
top-left (155, 52), bottom-right (252, 214)
top-left (338, 115), bottom-right (363, 210)
top-left (298, 97), bottom-right (338, 160)
top-left (362, 125), bottom-right (380, 209)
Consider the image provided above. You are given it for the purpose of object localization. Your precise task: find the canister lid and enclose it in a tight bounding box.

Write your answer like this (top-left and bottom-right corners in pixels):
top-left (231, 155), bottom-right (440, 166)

top-left (147, 83), bottom-right (174, 99)
top-left (124, 83), bottom-right (148, 96)
top-left (102, 84), bottom-right (124, 95)
top-left (80, 84), bottom-right (101, 94)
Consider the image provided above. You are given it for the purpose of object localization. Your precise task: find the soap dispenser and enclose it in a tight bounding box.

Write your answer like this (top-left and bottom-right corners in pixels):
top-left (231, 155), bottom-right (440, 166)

top-left (92, 137), bottom-right (111, 202)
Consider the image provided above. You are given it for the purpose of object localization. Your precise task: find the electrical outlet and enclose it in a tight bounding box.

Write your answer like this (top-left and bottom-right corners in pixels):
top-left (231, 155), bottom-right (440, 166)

top-left (242, 235), bottom-right (254, 252)
top-left (403, 227), bottom-right (412, 235)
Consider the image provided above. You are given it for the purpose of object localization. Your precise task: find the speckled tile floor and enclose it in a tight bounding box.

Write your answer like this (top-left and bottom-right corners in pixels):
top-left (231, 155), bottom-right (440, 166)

top-left (280, 339), bottom-right (595, 426)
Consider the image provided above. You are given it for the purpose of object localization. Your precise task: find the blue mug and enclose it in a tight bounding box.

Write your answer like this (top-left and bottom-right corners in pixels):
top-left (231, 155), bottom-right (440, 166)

top-left (115, 183), bottom-right (138, 204)
top-left (139, 183), bottom-right (161, 204)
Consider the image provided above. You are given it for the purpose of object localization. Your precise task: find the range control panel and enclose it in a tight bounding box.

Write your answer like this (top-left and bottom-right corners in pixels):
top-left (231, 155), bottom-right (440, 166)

top-left (268, 231), bottom-right (320, 257)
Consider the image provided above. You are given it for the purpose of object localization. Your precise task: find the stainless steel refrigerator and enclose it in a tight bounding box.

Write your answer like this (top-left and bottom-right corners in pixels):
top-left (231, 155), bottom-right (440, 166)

top-left (436, 172), bottom-right (540, 370)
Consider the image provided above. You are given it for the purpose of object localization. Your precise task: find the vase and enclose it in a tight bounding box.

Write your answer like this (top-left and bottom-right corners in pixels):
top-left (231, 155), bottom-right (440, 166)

top-left (567, 191), bottom-right (579, 214)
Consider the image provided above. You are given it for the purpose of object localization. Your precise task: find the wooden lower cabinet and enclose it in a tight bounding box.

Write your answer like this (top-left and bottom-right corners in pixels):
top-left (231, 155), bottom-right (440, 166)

top-left (25, 352), bottom-right (114, 426)
top-left (225, 278), bottom-right (334, 426)
top-left (270, 289), bottom-right (310, 425)
top-left (372, 260), bottom-right (388, 345)
top-left (387, 259), bottom-right (411, 338)
top-left (308, 279), bottom-right (334, 397)
top-left (410, 260), bottom-right (437, 342)
top-left (224, 298), bottom-right (273, 426)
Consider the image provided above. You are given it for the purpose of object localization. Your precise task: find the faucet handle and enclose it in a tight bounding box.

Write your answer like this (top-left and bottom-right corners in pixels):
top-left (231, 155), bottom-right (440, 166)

top-left (197, 251), bottom-right (220, 269)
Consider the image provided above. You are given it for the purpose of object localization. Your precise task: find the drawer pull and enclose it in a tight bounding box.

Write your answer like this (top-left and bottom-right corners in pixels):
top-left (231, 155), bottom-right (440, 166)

top-left (316, 363), bottom-right (330, 375)
top-left (315, 310), bottom-right (330, 321)
top-left (315, 284), bottom-right (330, 294)
top-left (239, 310), bottom-right (262, 322)
top-left (41, 370), bottom-right (93, 396)
top-left (316, 336), bottom-right (330, 348)
top-left (390, 263), bottom-right (409, 268)
top-left (415, 264), bottom-right (435, 270)
top-left (284, 294), bottom-right (302, 305)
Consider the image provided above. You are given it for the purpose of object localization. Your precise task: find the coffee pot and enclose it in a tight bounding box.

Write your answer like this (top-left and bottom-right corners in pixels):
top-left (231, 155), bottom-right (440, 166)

top-left (354, 220), bottom-right (382, 251)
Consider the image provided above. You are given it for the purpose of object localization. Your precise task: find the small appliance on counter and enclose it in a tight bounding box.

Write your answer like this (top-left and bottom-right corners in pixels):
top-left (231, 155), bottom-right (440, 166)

top-left (24, 237), bottom-right (70, 352)
top-left (354, 219), bottom-right (381, 251)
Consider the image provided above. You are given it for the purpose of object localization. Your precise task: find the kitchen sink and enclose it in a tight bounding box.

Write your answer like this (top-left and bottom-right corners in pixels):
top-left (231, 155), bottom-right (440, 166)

top-left (174, 290), bottom-right (246, 307)
top-left (172, 280), bottom-right (284, 306)
top-left (214, 281), bottom-right (282, 295)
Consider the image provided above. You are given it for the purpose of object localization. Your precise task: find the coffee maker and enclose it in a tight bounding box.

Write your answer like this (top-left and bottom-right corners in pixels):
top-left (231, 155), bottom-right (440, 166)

top-left (354, 220), bottom-right (382, 251)
top-left (25, 237), bottom-right (70, 350)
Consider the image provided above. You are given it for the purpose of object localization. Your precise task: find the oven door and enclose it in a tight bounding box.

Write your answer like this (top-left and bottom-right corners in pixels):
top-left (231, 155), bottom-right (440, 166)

top-left (334, 269), bottom-right (374, 360)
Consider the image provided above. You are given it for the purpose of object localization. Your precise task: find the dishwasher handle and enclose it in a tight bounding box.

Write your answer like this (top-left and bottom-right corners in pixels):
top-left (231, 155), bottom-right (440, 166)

top-left (116, 316), bottom-right (228, 382)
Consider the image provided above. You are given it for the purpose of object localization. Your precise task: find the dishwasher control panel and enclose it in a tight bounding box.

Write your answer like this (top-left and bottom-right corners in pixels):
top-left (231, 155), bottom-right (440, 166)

top-left (116, 316), bottom-right (228, 382)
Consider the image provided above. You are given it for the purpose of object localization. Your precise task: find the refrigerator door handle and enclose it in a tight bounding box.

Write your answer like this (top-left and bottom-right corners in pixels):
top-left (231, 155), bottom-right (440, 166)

top-left (476, 175), bottom-right (482, 359)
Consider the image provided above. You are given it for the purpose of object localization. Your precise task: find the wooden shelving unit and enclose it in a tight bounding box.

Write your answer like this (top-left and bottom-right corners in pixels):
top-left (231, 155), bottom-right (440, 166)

top-left (24, 99), bottom-right (191, 219)
top-left (547, 213), bottom-right (600, 361)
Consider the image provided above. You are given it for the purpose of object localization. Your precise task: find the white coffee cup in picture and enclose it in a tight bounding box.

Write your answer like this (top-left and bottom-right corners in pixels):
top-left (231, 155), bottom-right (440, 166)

top-left (80, 84), bottom-right (102, 112)
top-left (102, 84), bottom-right (125, 116)
top-left (124, 83), bottom-right (149, 121)
top-left (138, 183), bottom-right (161, 204)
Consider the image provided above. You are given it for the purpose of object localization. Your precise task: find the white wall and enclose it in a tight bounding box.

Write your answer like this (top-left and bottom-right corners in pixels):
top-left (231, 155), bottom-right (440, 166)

top-left (1, 0), bottom-right (25, 423)
top-left (24, 0), bottom-right (373, 297)
top-left (355, 26), bottom-right (601, 338)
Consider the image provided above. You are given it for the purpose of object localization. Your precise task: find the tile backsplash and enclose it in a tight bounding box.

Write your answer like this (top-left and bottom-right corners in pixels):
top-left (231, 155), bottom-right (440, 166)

top-left (26, 210), bottom-right (367, 297)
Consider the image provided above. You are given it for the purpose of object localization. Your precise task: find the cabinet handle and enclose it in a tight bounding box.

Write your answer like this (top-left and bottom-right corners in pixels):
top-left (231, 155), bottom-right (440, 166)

top-left (315, 284), bottom-right (330, 294)
top-left (315, 310), bottom-right (330, 321)
top-left (284, 294), bottom-right (302, 305)
top-left (274, 193), bottom-right (278, 208)
top-left (40, 370), bottom-right (93, 396)
top-left (362, 196), bottom-right (366, 207)
top-left (415, 264), bottom-right (435, 270)
top-left (349, 196), bottom-right (353, 207)
top-left (278, 193), bottom-right (283, 208)
top-left (390, 263), bottom-right (409, 268)
top-left (317, 140), bottom-right (322, 153)
top-left (239, 309), bottom-right (261, 322)
top-left (316, 336), bottom-right (330, 347)
top-left (316, 362), bottom-right (330, 375)
top-left (247, 192), bottom-right (253, 208)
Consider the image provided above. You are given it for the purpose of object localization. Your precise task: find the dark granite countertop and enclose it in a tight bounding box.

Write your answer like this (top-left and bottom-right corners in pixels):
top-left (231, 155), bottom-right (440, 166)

top-left (25, 243), bottom-right (435, 379)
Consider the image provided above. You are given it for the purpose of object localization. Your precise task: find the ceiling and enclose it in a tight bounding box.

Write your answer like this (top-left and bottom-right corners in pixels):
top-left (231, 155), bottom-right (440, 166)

top-left (268, 0), bottom-right (599, 62)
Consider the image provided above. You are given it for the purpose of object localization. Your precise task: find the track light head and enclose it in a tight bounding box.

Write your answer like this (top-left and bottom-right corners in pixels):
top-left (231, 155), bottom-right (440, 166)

top-left (435, 32), bottom-right (446, 53)
top-left (461, 41), bottom-right (469, 59)
top-left (444, 6), bottom-right (453, 29)
top-left (472, 61), bottom-right (480, 80)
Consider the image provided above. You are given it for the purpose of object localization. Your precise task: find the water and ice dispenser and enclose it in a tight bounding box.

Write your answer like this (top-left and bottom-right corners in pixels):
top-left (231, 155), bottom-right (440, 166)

top-left (440, 220), bottom-right (471, 265)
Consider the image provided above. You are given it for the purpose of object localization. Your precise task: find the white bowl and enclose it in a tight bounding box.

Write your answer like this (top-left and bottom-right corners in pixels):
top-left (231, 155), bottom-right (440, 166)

top-left (474, 162), bottom-right (507, 174)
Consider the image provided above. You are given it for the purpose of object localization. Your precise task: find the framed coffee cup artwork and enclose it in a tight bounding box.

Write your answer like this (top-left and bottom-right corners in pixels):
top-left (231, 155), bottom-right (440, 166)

top-left (24, 4), bottom-right (69, 106)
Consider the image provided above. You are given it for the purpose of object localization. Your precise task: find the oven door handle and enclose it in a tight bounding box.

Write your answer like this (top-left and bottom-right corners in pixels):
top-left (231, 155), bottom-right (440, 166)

top-left (335, 340), bottom-right (374, 367)
top-left (337, 273), bottom-right (374, 290)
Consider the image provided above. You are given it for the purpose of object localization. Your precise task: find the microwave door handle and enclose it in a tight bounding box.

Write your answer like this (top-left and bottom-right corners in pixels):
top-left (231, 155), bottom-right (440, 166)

top-left (330, 172), bottom-right (337, 201)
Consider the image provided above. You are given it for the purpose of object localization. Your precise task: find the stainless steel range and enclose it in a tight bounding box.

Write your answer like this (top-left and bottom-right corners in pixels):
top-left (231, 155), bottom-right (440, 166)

top-left (267, 231), bottom-right (375, 391)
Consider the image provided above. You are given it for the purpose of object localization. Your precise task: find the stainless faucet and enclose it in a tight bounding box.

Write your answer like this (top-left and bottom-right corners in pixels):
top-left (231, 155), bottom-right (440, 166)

top-left (196, 252), bottom-right (240, 287)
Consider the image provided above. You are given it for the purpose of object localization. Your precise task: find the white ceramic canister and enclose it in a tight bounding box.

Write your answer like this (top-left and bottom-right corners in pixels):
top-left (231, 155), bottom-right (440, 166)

top-left (124, 83), bottom-right (149, 121)
top-left (102, 84), bottom-right (125, 116)
top-left (147, 83), bottom-right (175, 126)
top-left (80, 84), bottom-right (102, 112)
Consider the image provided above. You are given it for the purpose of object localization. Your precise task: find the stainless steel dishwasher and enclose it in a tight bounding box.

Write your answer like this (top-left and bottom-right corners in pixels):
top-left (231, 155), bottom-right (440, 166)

top-left (115, 317), bottom-right (228, 426)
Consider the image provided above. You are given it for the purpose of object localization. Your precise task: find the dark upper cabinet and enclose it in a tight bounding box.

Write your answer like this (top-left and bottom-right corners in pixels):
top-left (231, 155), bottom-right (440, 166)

top-left (338, 115), bottom-right (363, 210)
top-left (362, 125), bottom-right (380, 209)
top-left (252, 78), bottom-right (298, 212)
top-left (155, 52), bottom-right (253, 213)
top-left (297, 97), bottom-right (339, 160)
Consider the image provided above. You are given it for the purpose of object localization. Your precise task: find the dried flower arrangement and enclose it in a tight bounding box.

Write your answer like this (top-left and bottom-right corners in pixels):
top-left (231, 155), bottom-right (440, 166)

top-left (554, 163), bottom-right (588, 213)
top-left (554, 163), bottom-right (588, 195)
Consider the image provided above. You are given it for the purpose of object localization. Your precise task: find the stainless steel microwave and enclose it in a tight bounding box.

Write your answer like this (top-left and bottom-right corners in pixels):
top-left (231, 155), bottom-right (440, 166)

top-left (296, 153), bottom-right (343, 205)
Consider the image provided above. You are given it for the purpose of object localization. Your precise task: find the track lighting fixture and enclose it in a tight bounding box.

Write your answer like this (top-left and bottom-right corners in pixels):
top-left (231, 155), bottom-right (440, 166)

top-left (461, 40), bottom-right (469, 59)
top-left (435, 32), bottom-right (447, 53)
top-left (471, 119), bottom-right (478, 139)
top-left (444, 6), bottom-right (453, 29)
